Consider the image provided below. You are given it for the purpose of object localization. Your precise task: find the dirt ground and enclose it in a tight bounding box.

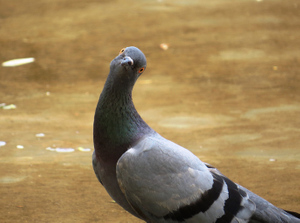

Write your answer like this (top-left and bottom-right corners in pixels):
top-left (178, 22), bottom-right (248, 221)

top-left (0, 0), bottom-right (299, 222)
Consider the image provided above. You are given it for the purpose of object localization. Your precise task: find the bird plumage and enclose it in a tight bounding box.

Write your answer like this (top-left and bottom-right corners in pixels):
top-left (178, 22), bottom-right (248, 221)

top-left (93, 46), bottom-right (300, 223)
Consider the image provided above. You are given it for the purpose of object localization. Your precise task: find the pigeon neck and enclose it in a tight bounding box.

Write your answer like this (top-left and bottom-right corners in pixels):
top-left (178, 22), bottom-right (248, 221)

top-left (93, 77), bottom-right (152, 160)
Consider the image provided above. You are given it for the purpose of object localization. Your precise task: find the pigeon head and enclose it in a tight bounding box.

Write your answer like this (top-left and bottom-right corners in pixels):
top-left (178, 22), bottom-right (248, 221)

top-left (108, 47), bottom-right (147, 88)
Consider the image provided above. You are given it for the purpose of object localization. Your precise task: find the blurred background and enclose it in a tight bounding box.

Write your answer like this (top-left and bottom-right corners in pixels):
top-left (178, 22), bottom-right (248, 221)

top-left (0, 0), bottom-right (299, 222)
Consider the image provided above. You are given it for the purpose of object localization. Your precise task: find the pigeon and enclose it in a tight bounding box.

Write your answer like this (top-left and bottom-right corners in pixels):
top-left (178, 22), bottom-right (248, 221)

top-left (93, 46), bottom-right (300, 223)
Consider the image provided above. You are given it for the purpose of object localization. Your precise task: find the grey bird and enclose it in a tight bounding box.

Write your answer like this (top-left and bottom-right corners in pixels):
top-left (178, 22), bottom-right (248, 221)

top-left (93, 46), bottom-right (300, 223)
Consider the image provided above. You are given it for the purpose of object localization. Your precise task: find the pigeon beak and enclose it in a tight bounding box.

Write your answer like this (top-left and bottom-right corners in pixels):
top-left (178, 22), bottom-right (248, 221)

top-left (121, 56), bottom-right (134, 66)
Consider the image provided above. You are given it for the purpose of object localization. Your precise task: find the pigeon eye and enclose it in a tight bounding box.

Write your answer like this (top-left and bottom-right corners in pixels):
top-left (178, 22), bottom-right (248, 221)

top-left (138, 67), bottom-right (145, 73)
top-left (119, 48), bottom-right (125, 54)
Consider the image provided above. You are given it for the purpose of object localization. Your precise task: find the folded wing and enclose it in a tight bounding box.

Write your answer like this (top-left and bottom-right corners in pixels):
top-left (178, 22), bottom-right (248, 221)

top-left (116, 134), bottom-right (255, 223)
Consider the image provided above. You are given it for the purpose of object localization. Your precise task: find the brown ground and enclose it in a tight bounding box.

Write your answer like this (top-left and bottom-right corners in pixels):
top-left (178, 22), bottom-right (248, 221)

top-left (0, 0), bottom-right (299, 222)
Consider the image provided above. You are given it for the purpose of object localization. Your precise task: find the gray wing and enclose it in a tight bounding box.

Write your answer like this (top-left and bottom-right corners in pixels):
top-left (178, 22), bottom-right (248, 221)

top-left (116, 134), bottom-right (255, 223)
top-left (205, 164), bottom-right (300, 223)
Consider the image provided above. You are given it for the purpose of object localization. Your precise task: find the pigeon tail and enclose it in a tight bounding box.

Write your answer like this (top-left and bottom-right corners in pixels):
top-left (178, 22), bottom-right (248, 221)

top-left (239, 187), bottom-right (300, 223)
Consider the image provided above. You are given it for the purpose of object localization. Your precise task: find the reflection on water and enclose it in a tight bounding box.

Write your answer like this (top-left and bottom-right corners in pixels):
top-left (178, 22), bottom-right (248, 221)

top-left (242, 105), bottom-right (300, 119)
top-left (0, 0), bottom-right (299, 222)
top-left (0, 176), bottom-right (27, 184)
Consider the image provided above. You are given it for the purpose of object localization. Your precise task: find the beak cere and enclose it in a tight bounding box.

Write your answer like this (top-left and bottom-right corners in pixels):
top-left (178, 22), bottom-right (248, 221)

top-left (121, 56), bottom-right (134, 66)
